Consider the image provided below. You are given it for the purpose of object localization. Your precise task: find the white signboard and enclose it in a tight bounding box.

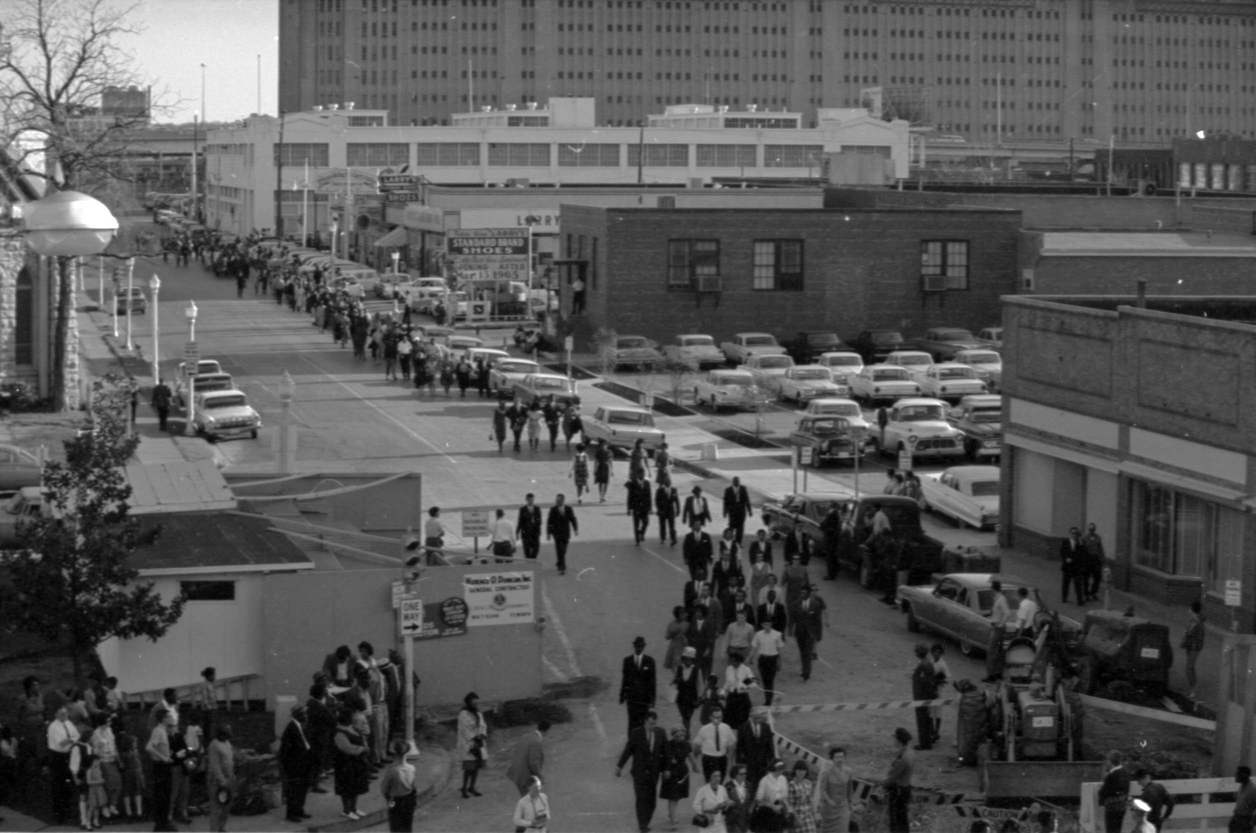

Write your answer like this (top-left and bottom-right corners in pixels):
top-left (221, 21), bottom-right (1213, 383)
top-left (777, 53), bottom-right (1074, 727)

top-left (1225, 579), bottom-right (1242, 607)
top-left (897, 447), bottom-right (913, 472)
top-left (462, 509), bottom-right (491, 538)
top-left (463, 572), bottom-right (535, 627)
top-left (398, 597), bottom-right (424, 636)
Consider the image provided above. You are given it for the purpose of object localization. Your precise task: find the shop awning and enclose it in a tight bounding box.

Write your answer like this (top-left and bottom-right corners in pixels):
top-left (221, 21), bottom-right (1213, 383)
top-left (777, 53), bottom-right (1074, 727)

top-left (372, 226), bottom-right (408, 248)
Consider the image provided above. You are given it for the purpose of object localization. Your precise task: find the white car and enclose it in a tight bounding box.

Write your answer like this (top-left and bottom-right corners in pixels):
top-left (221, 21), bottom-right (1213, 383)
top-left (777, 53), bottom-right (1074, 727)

top-left (488, 358), bottom-right (541, 392)
top-left (581, 404), bottom-right (665, 453)
top-left (918, 363), bottom-right (988, 403)
top-left (693, 369), bottom-right (767, 412)
top-left (662, 334), bottom-right (726, 370)
top-left (441, 335), bottom-right (485, 360)
top-left (976, 327), bottom-right (1004, 349)
top-left (884, 350), bottom-right (935, 384)
top-left (920, 465), bottom-right (1001, 530)
top-left (879, 397), bottom-right (965, 460)
top-left (815, 351), bottom-right (864, 384)
top-left (404, 277), bottom-right (449, 312)
top-left (743, 353), bottom-right (795, 388)
top-left (193, 389), bottom-right (262, 442)
top-left (953, 349), bottom-right (1003, 391)
top-left (848, 365), bottom-right (921, 404)
top-left (720, 332), bottom-right (787, 365)
top-left (802, 397), bottom-right (870, 431)
top-left (774, 365), bottom-right (847, 405)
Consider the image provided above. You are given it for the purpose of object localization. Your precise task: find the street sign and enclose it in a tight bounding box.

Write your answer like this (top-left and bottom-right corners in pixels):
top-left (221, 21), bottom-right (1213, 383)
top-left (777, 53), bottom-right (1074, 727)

top-left (378, 173), bottom-right (420, 192)
top-left (564, 335), bottom-right (574, 352)
top-left (897, 446), bottom-right (913, 472)
top-left (1225, 579), bottom-right (1242, 606)
top-left (462, 509), bottom-right (491, 538)
top-left (183, 342), bottom-right (200, 371)
top-left (391, 579), bottom-right (407, 609)
top-left (798, 446), bottom-right (814, 466)
top-left (398, 597), bottom-right (424, 636)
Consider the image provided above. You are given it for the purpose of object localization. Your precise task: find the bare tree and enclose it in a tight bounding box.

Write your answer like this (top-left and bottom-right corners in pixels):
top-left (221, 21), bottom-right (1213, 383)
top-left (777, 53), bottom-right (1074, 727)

top-left (0, 0), bottom-right (148, 410)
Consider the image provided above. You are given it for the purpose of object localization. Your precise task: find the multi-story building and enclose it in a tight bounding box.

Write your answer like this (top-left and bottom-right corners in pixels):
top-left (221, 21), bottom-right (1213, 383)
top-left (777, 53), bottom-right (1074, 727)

top-left (279, 0), bottom-right (1256, 144)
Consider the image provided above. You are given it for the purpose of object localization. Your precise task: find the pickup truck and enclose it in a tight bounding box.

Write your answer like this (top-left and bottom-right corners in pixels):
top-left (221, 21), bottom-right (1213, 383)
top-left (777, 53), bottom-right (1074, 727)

top-left (948, 393), bottom-right (1003, 460)
top-left (785, 331), bottom-right (846, 365)
top-left (788, 416), bottom-right (873, 467)
top-left (878, 397), bottom-right (966, 460)
top-left (912, 327), bottom-right (986, 361)
top-left (581, 404), bottom-right (665, 453)
top-left (720, 332), bottom-right (787, 365)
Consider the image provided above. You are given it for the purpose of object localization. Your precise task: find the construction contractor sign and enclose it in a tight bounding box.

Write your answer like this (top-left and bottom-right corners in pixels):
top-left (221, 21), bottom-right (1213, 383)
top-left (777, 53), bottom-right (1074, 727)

top-left (463, 571), bottom-right (535, 626)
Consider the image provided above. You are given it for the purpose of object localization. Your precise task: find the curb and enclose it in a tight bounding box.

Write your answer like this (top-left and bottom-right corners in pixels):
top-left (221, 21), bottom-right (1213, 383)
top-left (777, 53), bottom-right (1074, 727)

top-left (305, 745), bottom-right (454, 833)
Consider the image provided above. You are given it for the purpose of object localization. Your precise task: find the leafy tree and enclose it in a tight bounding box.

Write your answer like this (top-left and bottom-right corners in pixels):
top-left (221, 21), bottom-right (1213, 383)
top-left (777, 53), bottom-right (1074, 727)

top-left (7, 374), bottom-right (183, 685)
top-left (0, 0), bottom-right (152, 410)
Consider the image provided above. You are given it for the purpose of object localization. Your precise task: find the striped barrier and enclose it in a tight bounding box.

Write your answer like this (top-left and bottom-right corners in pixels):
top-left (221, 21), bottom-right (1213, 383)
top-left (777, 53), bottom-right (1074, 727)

top-left (768, 697), bottom-right (960, 713)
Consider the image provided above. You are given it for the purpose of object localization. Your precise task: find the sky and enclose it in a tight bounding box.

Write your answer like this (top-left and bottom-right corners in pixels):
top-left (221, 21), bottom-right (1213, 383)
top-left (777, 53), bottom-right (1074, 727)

top-left (116, 0), bottom-right (279, 124)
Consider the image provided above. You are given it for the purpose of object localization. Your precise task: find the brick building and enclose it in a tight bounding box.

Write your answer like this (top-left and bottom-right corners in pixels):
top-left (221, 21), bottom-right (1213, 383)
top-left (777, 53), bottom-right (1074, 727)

top-left (1000, 294), bottom-right (1256, 631)
top-left (556, 206), bottom-right (1021, 347)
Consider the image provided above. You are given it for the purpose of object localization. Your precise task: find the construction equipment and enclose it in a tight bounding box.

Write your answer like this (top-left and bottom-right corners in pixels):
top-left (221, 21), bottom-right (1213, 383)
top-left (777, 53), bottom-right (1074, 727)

top-left (1073, 609), bottom-right (1174, 698)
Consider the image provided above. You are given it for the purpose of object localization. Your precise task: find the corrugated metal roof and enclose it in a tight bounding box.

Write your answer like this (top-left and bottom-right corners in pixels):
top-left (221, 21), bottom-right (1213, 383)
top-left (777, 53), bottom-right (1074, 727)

top-left (123, 460), bottom-right (237, 515)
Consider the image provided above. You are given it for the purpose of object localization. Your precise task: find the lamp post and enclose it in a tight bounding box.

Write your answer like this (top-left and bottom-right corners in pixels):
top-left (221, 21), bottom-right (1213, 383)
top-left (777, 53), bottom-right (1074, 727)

top-left (111, 267), bottom-right (119, 338)
top-left (184, 301), bottom-right (199, 436)
top-left (124, 257), bottom-right (135, 350)
top-left (149, 274), bottom-right (161, 383)
top-left (391, 251), bottom-right (401, 315)
top-left (278, 370), bottom-right (295, 474)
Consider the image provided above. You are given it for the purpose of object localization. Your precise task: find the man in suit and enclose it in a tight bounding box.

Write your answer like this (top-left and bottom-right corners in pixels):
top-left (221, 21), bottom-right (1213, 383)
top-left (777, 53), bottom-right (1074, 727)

top-left (724, 588), bottom-right (757, 629)
top-left (682, 486), bottom-right (712, 528)
top-left (516, 492), bottom-right (543, 560)
top-left (1059, 526), bottom-right (1087, 604)
top-left (620, 636), bottom-right (658, 730)
top-left (546, 493), bottom-right (579, 575)
top-left (1097, 750), bottom-right (1131, 833)
top-left (736, 707), bottom-right (776, 792)
top-left (507, 719), bottom-right (550, 795)
top-left (791, 584), bottom-right (828, 682)
top-left (614, 709), bottom-right (667, 833)
top-left (682, 522), bottom-right (714, 580)
top-left (278, 705), bottom-right (315, 823)
top-left (626, 473), bottom-right (653, 545)
top-left (747, 528), bottom-right (774, 568)
top-left (655, 480), bottom-right (680, 546)
top-left (756, 589), bottom-right (788, 634)
top-left (722, 476), bottom-right (753, 544)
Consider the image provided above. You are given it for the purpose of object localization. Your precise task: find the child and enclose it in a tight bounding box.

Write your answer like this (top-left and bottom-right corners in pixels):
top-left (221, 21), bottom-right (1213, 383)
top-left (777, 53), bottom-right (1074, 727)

top-left (116, 721), bottom-right (145, 821)
top-left (85, 749), bottom-right (107, 830)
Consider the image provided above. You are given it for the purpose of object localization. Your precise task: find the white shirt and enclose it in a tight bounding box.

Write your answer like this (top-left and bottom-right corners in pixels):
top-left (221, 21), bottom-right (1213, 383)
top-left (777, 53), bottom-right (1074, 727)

top-left (1015, 596), bottom-right (1041, 630)
top-left (722, 663), bottom-right (754, 695)
top-left (47, 718), bottom-right (80, 753)
top-left (693, 783), bottom-right (729, 821)
top-left (990, 592), bottom-right (1013, 630)
top-left (492, 517), bottom-right (514, 543)
top-left (755, 772), bottom-right (789, 806)
top-left (751, 628), bottom-right (785, 658)
top-left (694, 721), bottom-right (736, 758)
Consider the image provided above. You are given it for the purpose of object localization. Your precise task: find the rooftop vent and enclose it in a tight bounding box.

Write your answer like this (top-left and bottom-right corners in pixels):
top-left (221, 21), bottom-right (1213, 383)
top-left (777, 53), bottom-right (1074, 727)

top-left (747, 103), bottom-right (758, 113)
top-left (328, 103), bottom-right (340, 110)
top-left (345, 101), bottom-right (355, 110)
top-left (526, 101), bottom-right (539, 110)
top-left (506, 103), bottom-right (517, 111)
top-left (481, 105), bottom-right (493, 113)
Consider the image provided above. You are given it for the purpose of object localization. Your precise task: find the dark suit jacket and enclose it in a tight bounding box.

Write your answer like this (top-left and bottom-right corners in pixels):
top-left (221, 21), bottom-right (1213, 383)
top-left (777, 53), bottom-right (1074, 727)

top-left (278, 720), bottom-right (313, 778)
top-left (546, 504), bottom-right (578, 538)
top-left (616, 725), bottom-right (667, 783)
top-left (723, 485), bottom-right (752, 520)
top-left (736, 721), bottom-right (775, 778)
top-left (1059, 536), bottom-right (1084, 574)
top-left (747, 539), bottom-right (773, 566)
top-left (1097, 765), bottom-right (1131, 808)
top-left (516, 504), bottom-right (543, 539)
top-left (655, 486), bottom-right (680, 518)
top-left (682, 495), bottom-right (712, 527)
top-left (683, 531), bottom-right (714, 573)
top-left (724, 600), bottom-right (757, 628)
top-left (756, 601), bottom-right (788, 634)
top-left (620, 653), bottom-right (657, 709)
top-left (790, 596), bottom-right (826, 642)
top-left (626, 479), bottom-right (653, 514)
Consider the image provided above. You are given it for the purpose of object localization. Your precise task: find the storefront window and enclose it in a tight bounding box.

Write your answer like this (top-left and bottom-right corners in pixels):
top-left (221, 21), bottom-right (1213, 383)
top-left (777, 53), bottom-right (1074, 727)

top-left (1130, 479), bottom-right (1241, 581)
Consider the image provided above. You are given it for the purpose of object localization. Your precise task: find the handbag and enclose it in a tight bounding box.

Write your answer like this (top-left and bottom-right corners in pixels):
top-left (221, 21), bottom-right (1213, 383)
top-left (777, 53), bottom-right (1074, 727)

top-left (692, 813), bottom-right (710, 828)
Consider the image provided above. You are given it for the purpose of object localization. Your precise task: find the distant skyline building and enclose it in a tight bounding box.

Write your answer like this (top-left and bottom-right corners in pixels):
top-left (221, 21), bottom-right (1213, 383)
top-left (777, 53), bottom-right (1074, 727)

top-left (279, 0), bottom-right (1256, 145)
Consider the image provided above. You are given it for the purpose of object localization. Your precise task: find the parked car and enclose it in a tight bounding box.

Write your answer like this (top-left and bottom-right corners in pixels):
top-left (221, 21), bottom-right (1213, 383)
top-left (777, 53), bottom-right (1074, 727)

top-left (511, 373), bottom-right (579, 407)
top-left (948, 394), bottom-right (1003, 460)
top-left (374, 272), bottom-right (412, 299)
top-left (0, 486), bottom-right (45, 547)
top-left (976, 327), bottom-right (1004, 349)
top-left (897, 573), bottom-right (1080, 657)
top-left (884, 350), bottom-right (935, 384)
top-left (913, 327), bottom-right (985, 361)
top-left (174, 371), bottom-right (235, 409)
top-left (606, 335), bottom-right (665, 371)
top-left (774, 365), bottom-right (847, 405)
top-left (445, 290), bottom-right (470, 320)
top-left (488, 358), bottom-right (542, 392)
top-left (785, 331), bottom-right (847, 365)
top-left (918, 363), bottom-right (988, 403)
top-left (953, 349), bottom-right (1003, 391)
top-left (878, 397), bottom-right (966, 460)
top-left (744, 353), bottom-right (795, 388)
top-left (788, 416), bottom-right (874, 467)
top-left (464, 347), bottom-right (511, 370)
top-left (115, 287), bottom-right (147, 315)
top-left (403, 277), bottom-right (449, 312)
top-left (849, 329), bottom-right (905, 364)
top-left (720, 332), bottom-right (787, 365)
top-left (581, 404), bottom-right (665, 453)
top-left (801, 397), bottom-right (870, 431)
top-left (662, 334), bottom-right (726, 370)
top-left (920, 465), bottom-right (1001, 530)
top-left (815, 351), bottom-right (864, 384)
top-left (175, 359), bottom-right (224, 379)
top-left (0, 445), bottom-right (42, 491)
top-left (693, 369), bottom-right (767, 412)
top-left (192, 389), bottom-right (262, 442)
top-left (848, 365), bottom-right (921, 404)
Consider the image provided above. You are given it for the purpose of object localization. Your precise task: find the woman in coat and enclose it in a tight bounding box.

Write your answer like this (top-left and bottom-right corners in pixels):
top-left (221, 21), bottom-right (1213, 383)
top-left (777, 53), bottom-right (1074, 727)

top-left (658, 728), bottom-right (692, 829)
top-left (332, 711), bottom-right (370, 820)
top-left (455, 692), bottom-right (488, 798)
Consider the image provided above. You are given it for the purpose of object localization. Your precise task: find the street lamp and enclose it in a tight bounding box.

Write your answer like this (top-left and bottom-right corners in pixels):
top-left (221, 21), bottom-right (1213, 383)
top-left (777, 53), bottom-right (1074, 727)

top-left (148, 274), bottom-right (161, 383)
top-left (124, 257), bottom-right (135, 350)
top-left (278, 370), bottom-right (295, 474)
top-left (184, 300), bottom-right (199, 436)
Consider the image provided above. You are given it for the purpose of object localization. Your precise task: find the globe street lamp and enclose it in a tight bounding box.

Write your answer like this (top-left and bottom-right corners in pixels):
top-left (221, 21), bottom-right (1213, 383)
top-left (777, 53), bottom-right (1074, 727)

top-left (184, 300), bottom-right (199, 436)
top-left (148, 274), bottom-right (161, 383)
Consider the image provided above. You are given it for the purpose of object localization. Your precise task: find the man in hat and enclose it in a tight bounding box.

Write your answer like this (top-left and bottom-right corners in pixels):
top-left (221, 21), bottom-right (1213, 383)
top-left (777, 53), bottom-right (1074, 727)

top-left (1129, 798), bottom-right (1157, 833)
top-left (278, 704), bottom-right (315, 822)
top-left (620, 636), bottom-right (657, 731)
top-left (674, 646), bottom-right (701, 733)
top-left (736, 706), bottom-right (776, 792)
top-left (615, 709), bottom-right (667, 833)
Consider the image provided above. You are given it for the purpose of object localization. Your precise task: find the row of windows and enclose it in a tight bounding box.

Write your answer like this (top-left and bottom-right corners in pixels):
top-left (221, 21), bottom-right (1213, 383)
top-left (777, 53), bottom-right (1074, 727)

top-left (300, 142), bottom-right (826, 169)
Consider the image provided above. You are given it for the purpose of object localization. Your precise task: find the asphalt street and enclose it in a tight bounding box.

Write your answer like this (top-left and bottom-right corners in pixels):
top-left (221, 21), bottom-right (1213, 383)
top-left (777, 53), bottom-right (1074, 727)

top-left (104, 250), bottom-right (1027, 832)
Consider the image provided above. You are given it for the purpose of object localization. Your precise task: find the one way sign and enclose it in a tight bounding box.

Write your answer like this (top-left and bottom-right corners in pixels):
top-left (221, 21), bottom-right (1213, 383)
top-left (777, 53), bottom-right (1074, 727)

top-left (398, 598), bottom-right (424, 637)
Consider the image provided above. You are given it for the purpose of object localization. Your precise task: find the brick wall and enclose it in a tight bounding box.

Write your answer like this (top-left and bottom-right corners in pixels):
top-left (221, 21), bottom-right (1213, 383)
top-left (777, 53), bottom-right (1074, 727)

top-left (1034, 255), bottom-right (1256, 295)
top-left (559, 205), bottom-right (1021, 349)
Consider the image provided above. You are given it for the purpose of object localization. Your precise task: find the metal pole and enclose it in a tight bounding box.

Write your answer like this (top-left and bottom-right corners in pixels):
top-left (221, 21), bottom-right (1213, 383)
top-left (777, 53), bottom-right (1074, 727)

top-left (854, 430), bottom-right (862, 499)
top-left (150, 275), bottom-right (161, 383)
top-left (185, 302), bottom-right (198, 436)
top-left (125, 258), bottom-right (135, 350)
top-left (97, 256), bottom-right (104, 310)
top-left (405, 633), bottom-right (416, 748)
top-left (111, 267), bottom-right (119, 338)
top-left (792, 446), bottom-right (798, 493)
top-left (279, 370), bottom-right (294, 474)
top-left (192, 114), bottom-right (198, 223)
top-left (301, 159), bottom-right (309, 247)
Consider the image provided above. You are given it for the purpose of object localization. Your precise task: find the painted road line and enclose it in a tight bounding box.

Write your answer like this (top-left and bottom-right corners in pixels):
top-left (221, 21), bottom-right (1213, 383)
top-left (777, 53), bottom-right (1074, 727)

top-left (540, 582), bottom-right (609, 748)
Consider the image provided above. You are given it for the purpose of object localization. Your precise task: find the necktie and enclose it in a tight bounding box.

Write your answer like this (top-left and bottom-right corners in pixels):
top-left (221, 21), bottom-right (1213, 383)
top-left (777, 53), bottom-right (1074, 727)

top-left (714, 725), bottom-right (720, 752)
